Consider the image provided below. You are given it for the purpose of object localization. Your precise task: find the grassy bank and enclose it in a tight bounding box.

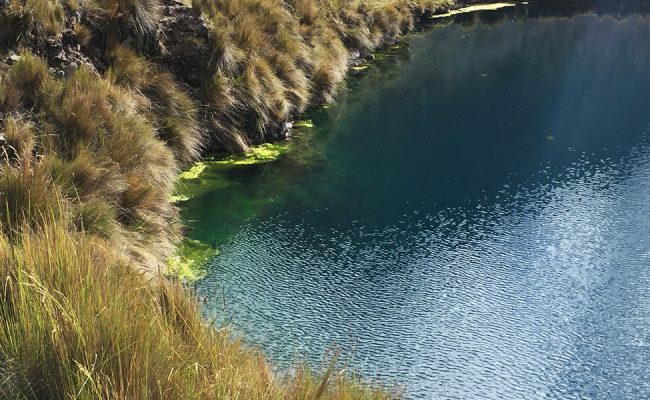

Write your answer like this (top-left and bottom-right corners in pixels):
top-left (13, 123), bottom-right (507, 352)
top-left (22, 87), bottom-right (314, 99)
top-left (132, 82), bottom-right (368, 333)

top-left (0, 0), bottom-right (458, 398)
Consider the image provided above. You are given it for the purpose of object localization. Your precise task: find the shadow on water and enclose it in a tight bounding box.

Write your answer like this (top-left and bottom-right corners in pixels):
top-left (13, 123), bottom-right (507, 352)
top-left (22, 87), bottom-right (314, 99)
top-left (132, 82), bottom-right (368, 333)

top-left (178, 2), bottom-right (650, 398)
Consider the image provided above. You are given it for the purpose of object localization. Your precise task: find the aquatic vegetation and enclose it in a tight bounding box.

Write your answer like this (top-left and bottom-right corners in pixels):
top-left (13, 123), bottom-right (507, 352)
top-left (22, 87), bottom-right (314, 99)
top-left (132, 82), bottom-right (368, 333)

top-left (352, 64), bottom-right (371, 71)
top-left (165, 238), bottom-right (218, 280)
top-left (294, 119), bottom-right (316, 128)
top-left (173, 129), bottom-right (331, 273)
top-left (178, 162), bottom-right (209, 181)
top-left (173, 142), bottom-right (292, 203)
top-left (213, 142), bottom-right (292, 166)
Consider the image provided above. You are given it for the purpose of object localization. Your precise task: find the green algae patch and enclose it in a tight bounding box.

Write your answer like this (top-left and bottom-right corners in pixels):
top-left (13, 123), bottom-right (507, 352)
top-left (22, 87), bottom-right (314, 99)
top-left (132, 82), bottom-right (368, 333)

top-left (170, 193), bottom-right (191, 203)
top-left (213, 142), bottom-right (291, 167)
top-left (373, 53), bottom-right (390, 62)
top-left (431, 2), bottom-right (518, 18)
top-left (168, 140), bottom-right (298, 278)
top-left (178, 143), bottom-right (291, 181)
top-left (171, 142), bottom-right (291, 204)
top-left (165, 239), bottom-right (218, 280)
top-left (179, 163), bottom-right (207, 180)
top-left (294, 120), bottom-right (315, 128)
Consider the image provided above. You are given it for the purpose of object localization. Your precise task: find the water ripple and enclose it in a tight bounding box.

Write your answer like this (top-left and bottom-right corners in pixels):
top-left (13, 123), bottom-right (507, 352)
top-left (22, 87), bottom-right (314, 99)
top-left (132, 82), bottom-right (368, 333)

top-left (199, 134), bottom-right (650, 398)
top-left (194, 13), bottom-right (650, 399)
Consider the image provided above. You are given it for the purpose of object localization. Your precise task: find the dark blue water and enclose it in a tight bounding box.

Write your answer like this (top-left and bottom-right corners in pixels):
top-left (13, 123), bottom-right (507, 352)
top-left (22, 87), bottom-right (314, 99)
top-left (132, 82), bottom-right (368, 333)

top-left (188, 7), bottom-right (650, 399)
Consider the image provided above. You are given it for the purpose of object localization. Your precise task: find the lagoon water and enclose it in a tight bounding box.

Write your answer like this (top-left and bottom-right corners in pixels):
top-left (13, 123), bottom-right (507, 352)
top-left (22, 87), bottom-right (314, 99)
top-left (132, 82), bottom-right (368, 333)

top-left (183, 5), bottom-right (650, 399)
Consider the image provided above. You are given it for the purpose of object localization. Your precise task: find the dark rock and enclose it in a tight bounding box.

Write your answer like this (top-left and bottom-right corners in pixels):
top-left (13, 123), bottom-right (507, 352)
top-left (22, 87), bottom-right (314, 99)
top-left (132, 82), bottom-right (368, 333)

top-left (64, 62), bottom-right (78, 78)
top-left (158, 9), bottom-right (213, 87)
top-left (348, 49), bottom-right (361, 64)
top-left (197, 22), bottom-right (210, 38)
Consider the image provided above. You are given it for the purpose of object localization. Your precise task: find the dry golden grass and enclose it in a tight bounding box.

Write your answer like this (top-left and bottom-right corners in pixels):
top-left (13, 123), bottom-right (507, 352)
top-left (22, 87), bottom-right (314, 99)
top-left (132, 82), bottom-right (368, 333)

top-left (0, 0), bottom-right (65, 46)
top-left (1, 52), bottom-right (181, 266)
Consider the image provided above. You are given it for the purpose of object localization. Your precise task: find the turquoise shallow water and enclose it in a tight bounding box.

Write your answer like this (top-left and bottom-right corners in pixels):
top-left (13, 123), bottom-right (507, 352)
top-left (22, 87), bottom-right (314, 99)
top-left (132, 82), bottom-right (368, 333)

top-left (183, 5), bottom-right (650, 399)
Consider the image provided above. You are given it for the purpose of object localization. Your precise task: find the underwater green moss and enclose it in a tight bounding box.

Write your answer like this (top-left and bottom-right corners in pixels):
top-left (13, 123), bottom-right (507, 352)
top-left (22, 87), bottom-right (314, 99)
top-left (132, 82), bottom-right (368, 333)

top-left (294, 119), bottom-right (315, 128)
top-left (167, 141), bottom-right (297, 277)
top-left (178, 162), bottom-right (208, 180)
top-left (165, 238), bottom-right (218, 280)
top-left (172, 142), bottom-right (292, 204)
top-left (213, 142), bottom-right (292, 166)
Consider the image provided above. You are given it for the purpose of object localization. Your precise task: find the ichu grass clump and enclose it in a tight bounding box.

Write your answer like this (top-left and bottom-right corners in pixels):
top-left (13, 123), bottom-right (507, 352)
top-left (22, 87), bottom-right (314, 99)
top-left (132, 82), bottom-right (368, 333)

top-left (0, 0), bottom-right (458, 398)
top-left (1, 51), bottom-right (186, 267)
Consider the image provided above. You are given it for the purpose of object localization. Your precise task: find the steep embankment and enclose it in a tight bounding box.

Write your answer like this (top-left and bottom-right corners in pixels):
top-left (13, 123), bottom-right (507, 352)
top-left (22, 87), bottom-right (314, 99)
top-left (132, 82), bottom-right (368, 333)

top-left (1, 0), bottom-right (459, 268)
top-left (0, 0), bottom-right (462, 398)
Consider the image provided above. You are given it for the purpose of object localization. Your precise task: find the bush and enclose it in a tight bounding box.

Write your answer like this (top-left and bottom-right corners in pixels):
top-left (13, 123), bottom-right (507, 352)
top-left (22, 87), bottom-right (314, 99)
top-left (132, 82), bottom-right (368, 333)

top-left (0, 53), bottom-right (183, 267)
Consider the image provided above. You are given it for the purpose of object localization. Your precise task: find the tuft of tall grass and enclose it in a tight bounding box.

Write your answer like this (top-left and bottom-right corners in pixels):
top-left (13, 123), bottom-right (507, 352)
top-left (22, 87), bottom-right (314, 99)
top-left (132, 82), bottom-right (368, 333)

top-left (3, 50), bottom-right (50, 109)
top-left (72, 21), bottom-right (93, 46)
top-left (80, 0), bottom-right (161, 49)
top-left (0, 0), bottom-right (65, 46)
top-left (1, 52), bottom-right (187, 267)
top-left (0, 116), bottom-right (34, 163)
top-left (108, 45), bottom-right (204, 165)
top-left (0, 163), bottom-right (62, 241)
